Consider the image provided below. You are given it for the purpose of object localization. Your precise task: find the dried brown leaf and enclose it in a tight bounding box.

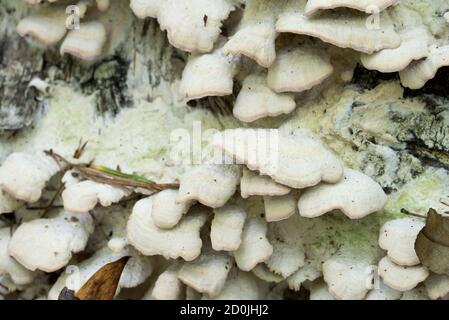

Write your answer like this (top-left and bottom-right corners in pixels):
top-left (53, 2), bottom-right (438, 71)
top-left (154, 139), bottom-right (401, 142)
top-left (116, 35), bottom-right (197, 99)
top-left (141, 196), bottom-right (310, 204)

top-left (75, 257), bottom-right (129, 300)
top-left (415, 209), bottom-right (449, 275)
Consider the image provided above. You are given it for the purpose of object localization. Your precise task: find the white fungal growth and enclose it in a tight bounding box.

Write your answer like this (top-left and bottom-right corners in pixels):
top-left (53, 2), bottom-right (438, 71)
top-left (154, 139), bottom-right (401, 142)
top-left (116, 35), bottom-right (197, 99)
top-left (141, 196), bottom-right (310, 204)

top-left (267, 46), bottom-right (334, 93)
top-left (8, 211), bottom-right (94, 272)
top-left (298, 168), bottom-right (388, 219)
top-left (0, 152), bottom-right (60, 203)
top-left (62, 180), bottom-right (131, 213)
top-left (212, 128), bottom-right (343, 189)
top-left (240, 169), bottom-right (290, 199)
top-left (127, 198), bottom-right (208, 261)
top-left (322, 257), bottom-right (374, 300)
top-left (177, 164), bottom-right (241, 208)
top-left (233, 74), bottom-right (296, 123)
top-left (263, 193), bottom-right (297, 222)
top-left (378, 217), bottom-right (425, 266)
top-left (130, 0), bottom-right (236, 53)
top-left (151, 189), bottom-right (194, 229)
top-left (0, 228), bottom-right (35, 286)
top-left (211, 205), bottom-right (247, 252)
top-left (234, 217), bottom-right (273, 271)
top-left (378, 256), bottom-right (429, 292)
top-left (178, 251), bottom-right (232, 297)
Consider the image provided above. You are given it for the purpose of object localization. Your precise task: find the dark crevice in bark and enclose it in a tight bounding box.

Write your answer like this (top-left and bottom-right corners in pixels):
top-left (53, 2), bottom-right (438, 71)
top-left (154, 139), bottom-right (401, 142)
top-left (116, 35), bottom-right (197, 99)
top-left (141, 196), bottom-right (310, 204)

top-left (351, 64), bottom-right (398, 90)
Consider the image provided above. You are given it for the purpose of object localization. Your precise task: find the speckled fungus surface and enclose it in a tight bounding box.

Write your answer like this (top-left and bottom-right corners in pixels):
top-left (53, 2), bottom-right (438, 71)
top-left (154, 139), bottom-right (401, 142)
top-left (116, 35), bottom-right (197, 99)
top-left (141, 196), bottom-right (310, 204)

top-left (0, 0), bottom-right (448, 300)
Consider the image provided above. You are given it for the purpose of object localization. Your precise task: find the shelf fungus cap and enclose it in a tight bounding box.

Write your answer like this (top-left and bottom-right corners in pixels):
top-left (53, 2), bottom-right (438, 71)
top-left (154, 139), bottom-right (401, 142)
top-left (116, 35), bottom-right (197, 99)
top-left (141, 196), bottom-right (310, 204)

top-left (305, 0), bottom-right (397, 15)
top-left (400, 45), bottom-right (449, 89)
top-left (130, 0), bottom-right (235, 53)
top-left (267, 46), bottom-right (333, 93)
top-left (146, 264), bottom-right (185, 300)
top-left (179, 46), bottom-right (238, 101)
top-left (62, 180), bottom-right (131, 213)
top-left (361, 27), bottom-right (431, 73)
top-left (8, 211), bottom-right (94, 272)
top-left (287, 264), bottom-right (322, 291)
top-left (298, 168), bottom-right (388, 219)
top-left (0, 190), bottom-right (21, 215)
top-left (276, 1), bottom-right (401, 54)
top-left (234, 217), bottom-right (273, 271)
top-left (60, 21), bottom-right (107, 61)
top-left (323, 257), bottom-right (374, 300)
top-left (0, 228), bottom-right (35, 285)
top-left (213, 128), bottom-right (343, 189)
top-left (0, 152), bottom-right (60, 203)
top-left (424, 274), bottom-right (449, 300)
top-left (222, 0), bottom-right (278, 68)
top-left (211, 205), bottom-right (247, 251)
top-left (365, 279), bottom-right (402, 300)
top-left (378, 256), bottom-right (429, 292)
top-left (151, 189), bottom-right (195, 229)
top-left (240, 168), bottom-right (291, 199)
top-left (263, 194), bottom-right (297, 222)
top-left (177, 164), bottom-right (241, 208)
top-left (265, 240), bottom-right (305, 278)
top-left (204, 269), bottom-right (263, 300)
top-left (233, 74), bottom-right (296, 123)
top-left (127, 198), bottom-right (208, 261)
top-left (17, 7), bottom-right (68, 45)
top-left (179, 251), bottom-right (233, 297)
top-left (378, 217), bottom-right (425, 266)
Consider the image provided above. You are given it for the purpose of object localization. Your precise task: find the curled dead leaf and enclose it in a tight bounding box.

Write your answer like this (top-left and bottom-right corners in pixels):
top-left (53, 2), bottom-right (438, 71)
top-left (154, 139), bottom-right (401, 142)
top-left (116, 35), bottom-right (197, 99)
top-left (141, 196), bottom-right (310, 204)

top-left (415, 209), bottom-right (449, 275)
top-left (75, 256), bottom-right (130, 300)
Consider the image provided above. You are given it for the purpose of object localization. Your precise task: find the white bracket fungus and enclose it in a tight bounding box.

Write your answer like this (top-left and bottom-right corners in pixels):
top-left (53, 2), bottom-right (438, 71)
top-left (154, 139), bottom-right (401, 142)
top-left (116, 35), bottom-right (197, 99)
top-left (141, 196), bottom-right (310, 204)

top-left (378, 256), bottom-right (429, 292)
top-left (276, 0), bottom-right (401, 54)
top-left (263, 193), bottom-right (297, 222)
top-left (178, 251), bottom-right (233, 298)
top-left (400, 45), bottom-right (449, 89)
top-left (8, 211), bottom-right (94, 272)
top-left (179, 45), bottom-right (239, 101)
top-left (130, 0), bottom-right (236, 53)
top-left (0, 228), bottom-right (35, 286)
top-left (151, 189), bottom-right (195, 229)
top-left (212, 128), bottom-right (343, 189)
top-left (298, 168), bottom-right (388, 219)
top-left (0, 152), bottom-right (60, 203)
top-left (222, 0), bottom-right (279, 68)
top-left (62, 180), bottom-right (131, 213)
top-left (177, 164), bottom-right (241, 208)
top-left (365, 279), bottom-right (402, 300)
top-left (233, 74), bottom-right (296, 123)
top-left (60, 21), bottom-right (108, 61)
top-left (265, 240), bottom-right (305, 278)
top-left (234, 217), bottom-right (273, 271)
top-left (267, 46), bottom-right (334, 93)
top-left (240, 168), bottom-right (291, 199)
top-left (361, 27), bottom-right (431, 73)
top-left (203, 269), bottom-right (264, 300)
top-left (287, 263), bottom-right (322, 291)
top-left (322, 257), bottom-right (374, 300)
top-left (127, 198), bottom-right (208, 261)
top-left (17, 6), bottom-right (68, 45)
top-left (304, 0), bottom-right (397, 16)
top-left (210, 205), bottom-right (247, 252)
top-left (378, 217), bottom-right (425, 266)
top-left (146, 264), bottom-right (185, 300)
top-left (0, 190), bottom-right (21, 215)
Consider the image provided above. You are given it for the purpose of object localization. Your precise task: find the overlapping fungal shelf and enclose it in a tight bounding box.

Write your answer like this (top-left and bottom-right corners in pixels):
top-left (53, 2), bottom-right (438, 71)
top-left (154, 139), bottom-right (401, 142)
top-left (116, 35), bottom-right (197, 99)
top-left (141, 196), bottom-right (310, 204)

top-left (0, 0), bottom-right (449, 300)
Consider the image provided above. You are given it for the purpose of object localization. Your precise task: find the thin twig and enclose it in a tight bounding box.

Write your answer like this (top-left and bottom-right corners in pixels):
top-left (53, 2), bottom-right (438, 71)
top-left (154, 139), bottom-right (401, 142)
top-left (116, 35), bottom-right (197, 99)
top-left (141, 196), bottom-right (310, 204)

top-left (401, 208), bottom-right (427, 219)
top-left (44, 150), bottom-right (179, 192)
